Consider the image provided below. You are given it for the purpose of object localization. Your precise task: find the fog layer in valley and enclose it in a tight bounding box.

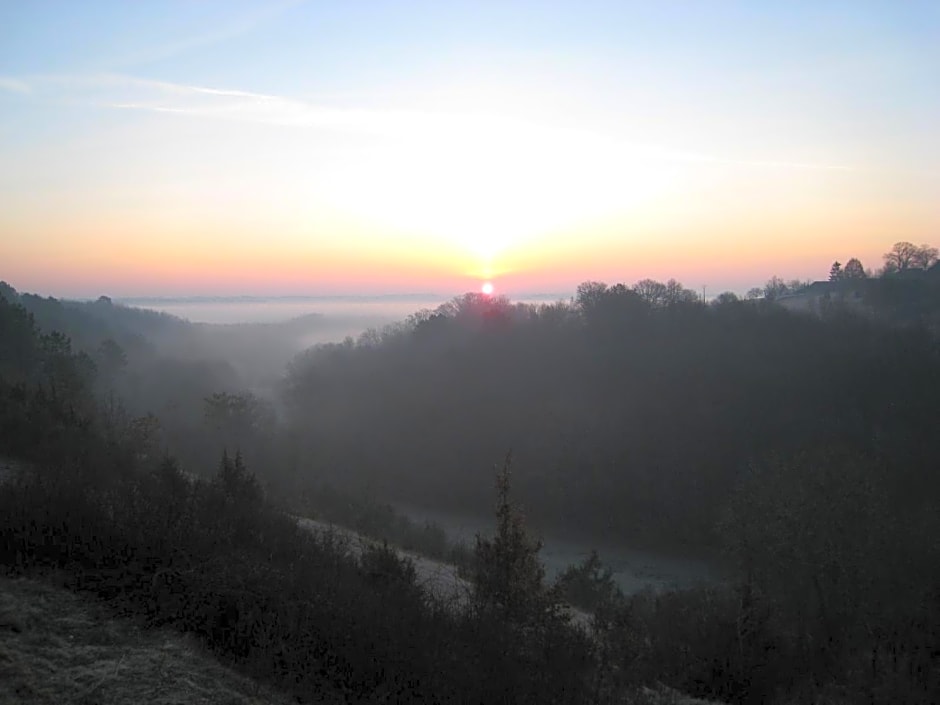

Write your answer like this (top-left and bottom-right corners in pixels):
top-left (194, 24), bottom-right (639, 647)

top-left (3, 252), bottom-right (940, 702)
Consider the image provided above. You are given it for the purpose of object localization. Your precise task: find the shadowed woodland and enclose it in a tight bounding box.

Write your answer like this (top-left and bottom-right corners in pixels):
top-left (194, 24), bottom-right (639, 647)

top-left (1, 246), bottom-right (939, 703)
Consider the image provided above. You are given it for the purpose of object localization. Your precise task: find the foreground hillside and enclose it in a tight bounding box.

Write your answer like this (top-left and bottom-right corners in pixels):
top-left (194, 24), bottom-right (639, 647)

top-left (0, 575), bottom-right (318, 705)
top-left (2, 286), bottom-right (938, 703)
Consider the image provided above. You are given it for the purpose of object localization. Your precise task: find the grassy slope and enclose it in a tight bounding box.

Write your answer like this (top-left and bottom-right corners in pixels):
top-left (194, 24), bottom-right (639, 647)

top-left (0, 563), bottom-right (716, 705)
top-left (0, 574), bottom-right (342, 705)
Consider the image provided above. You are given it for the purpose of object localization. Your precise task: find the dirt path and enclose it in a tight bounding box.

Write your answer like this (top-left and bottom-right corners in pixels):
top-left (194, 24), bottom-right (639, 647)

top-left (294, 516), bottom-right (592, 628)
top-left (295, 516), bottom-right (473, 605)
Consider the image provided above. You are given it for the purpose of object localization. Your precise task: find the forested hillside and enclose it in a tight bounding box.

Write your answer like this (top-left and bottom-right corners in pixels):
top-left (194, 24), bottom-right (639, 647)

top-left (282, 283), bottom-right (940, 548)
top-left (5, 0), bottom-right (938, 700)
top-left (2, 272), bottom-right (939, 702)
top-left (0, 292), bottom-right (596, 704)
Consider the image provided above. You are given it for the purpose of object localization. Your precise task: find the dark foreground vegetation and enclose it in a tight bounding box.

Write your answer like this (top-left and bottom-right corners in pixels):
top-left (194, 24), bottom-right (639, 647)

top-left (0, 575), bottom-right (304, 705)
top-left (0, 308), bottom-right (589, 702)
top-left (295, 483), bottom-right (476, 571)
top-left (1, 244), bottom-right (939, 704)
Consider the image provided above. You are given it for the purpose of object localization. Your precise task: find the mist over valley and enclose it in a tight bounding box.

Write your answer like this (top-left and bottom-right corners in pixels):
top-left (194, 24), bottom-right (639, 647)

top-left (3, 2), bottom-right (939, 702)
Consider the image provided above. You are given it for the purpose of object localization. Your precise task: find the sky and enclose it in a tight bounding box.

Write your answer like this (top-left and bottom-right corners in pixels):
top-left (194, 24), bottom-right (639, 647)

top-left (1, 1), bottom-right (938, 298)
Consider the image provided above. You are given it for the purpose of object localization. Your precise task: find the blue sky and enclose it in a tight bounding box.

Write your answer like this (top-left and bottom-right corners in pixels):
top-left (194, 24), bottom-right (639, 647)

top-left (1, 1), bottom-right (938, 296)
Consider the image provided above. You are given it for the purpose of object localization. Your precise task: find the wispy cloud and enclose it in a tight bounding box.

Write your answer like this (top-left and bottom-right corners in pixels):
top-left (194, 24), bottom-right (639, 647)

top-left (7, 72), bottom-right (857, 173)
top-left (0, 77), bottom-right (31, 94)
top-left (106, 76), bottom-right (393, 132)
top-left (102, 76), bottom-right (860, 172)
top-left (107, 0), bottom-right (308, 69)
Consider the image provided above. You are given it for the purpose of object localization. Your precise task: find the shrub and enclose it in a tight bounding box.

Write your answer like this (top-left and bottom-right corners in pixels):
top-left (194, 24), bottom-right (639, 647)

top-left (555, 550), bottom-right (623, 613)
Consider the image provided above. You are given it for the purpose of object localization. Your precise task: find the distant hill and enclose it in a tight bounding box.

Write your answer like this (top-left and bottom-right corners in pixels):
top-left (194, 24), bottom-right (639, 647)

top-left (0, 282), bottom-right (191, 357)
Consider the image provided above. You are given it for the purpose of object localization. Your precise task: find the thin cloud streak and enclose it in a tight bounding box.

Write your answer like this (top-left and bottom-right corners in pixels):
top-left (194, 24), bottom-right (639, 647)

top-left (105, 76), bottom-right (859, 173)
top-left (12, 72), bottom-right (857, 173)
top-left (0, 77), bottom-right (31, 94)
top-left (106, 0), bottom-right (309, 69)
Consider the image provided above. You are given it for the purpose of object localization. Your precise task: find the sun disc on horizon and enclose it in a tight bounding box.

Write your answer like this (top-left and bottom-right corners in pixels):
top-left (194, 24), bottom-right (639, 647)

top-left (481, 281), bottom-right (494, 295)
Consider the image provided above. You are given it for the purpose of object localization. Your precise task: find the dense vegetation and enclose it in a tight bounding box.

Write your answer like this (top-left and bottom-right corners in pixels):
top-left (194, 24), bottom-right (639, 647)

top-left (282, 272), bottom-right (940, 549)
top-left (1, 244), bottom-right (939, 703)
top-left (0, 294), bottom-right (591, 703)
top-left (0, 575), bottom-right (304, 705)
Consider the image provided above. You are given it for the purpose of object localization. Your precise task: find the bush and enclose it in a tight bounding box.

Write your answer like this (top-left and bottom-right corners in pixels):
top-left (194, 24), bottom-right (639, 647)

top-left (556, 550), bottom-right (623, 613)
top-left (292, 482), bottom-right (475, 571)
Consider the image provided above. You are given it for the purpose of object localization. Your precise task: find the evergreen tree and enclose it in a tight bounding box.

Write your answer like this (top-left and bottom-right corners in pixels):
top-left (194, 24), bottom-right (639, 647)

top-left (472, 454), bottom-right (557, 625)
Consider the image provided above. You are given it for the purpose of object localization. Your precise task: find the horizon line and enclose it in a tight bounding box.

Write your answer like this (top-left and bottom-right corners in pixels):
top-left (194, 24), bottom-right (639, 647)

top-left (92, 291), bottom-right (575, 304)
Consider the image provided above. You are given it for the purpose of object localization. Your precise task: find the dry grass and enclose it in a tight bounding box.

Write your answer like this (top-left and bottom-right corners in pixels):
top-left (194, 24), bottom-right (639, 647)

top-left (294, 516), bottom-right (594, 629)
top-left (0, 574), bottom-right (340, 705)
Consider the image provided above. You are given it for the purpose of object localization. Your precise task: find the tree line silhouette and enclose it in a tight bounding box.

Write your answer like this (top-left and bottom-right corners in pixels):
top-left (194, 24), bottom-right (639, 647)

top-left (1, 240), bottom-right (939, 702)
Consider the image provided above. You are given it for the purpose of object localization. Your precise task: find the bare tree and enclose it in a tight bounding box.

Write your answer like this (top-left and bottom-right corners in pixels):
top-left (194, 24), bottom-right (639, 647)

top-left (883, 242), bottom-right (920, 272)
top-left (575, 281), bottom-right (608, 312)
top-left (664, 279), bottom-right (700, 305)
top-left (911, 244), bottom-right (938, 270)
top-left (632, 279), bottom-right (668, 307)
top-left (762, 276), bottom-right (789, 301)
top-left (746, 287), bottom-right (764, 300)
top-left (713, 291), bottom-right (740, 306)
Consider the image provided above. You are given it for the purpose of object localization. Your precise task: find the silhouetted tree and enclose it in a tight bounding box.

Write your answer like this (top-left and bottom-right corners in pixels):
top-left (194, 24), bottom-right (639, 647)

top-left (746, 287), bottom-right (764, 300)
top-left (555, 550), bottom-right (621, 612)
top-left (473, 455), bottom-right (557, 625)
top-left (632, 279), bottom-right (668, 307)
top-left (712, 292), bottom-right (740, 306)
top-left (882, 241), bottom-right (938, 273)
top-left (762, 276), bottom-right (789, 301)
top-left (912, 243), bottom-right (938, 270)
top-left (829, 261), bottom-right (842, 281)
top-left (786, 278), bottom-right (812, 293)
top-left (664, 279), bottom-right (700, 306)
top-left (843, 258), bottom-right (867, 279)
top-left (575, 281), bottom-right (609, 312)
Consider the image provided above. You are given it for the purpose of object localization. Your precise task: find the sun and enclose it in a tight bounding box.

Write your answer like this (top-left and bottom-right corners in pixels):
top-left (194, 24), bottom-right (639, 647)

top-left (481, 281), bottom-right (494, 295)
top-left (319, 106), bottom-right (677, 284)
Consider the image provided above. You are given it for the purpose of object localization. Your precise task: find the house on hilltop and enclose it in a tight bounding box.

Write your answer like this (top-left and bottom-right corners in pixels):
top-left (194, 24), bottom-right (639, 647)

top-left (776, 279), bottom-right (868, 314)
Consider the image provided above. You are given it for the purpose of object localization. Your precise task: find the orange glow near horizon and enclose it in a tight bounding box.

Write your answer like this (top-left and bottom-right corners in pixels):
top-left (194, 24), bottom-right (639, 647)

top-left (2, 7), bottom-right (938, 301)
top-left (2, 196), bottom-right (927, 298)
top-left (1, 105), bottom-right (935, 299)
